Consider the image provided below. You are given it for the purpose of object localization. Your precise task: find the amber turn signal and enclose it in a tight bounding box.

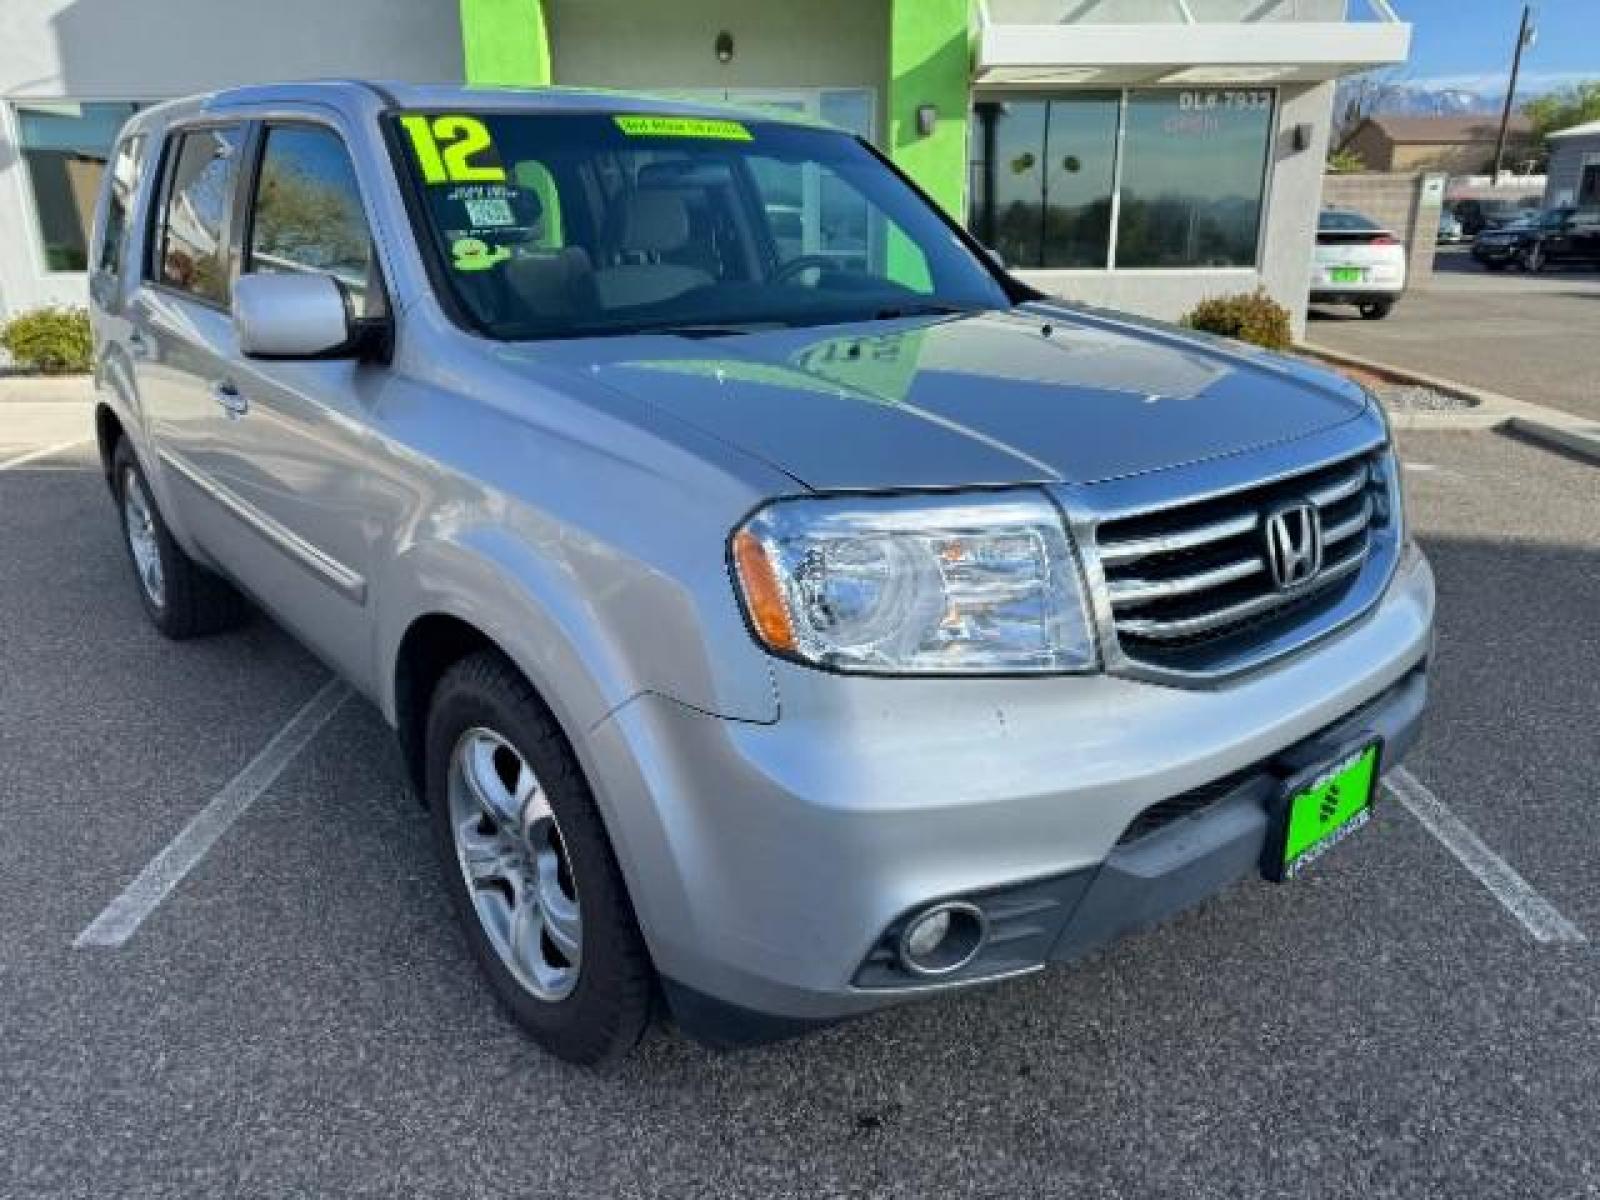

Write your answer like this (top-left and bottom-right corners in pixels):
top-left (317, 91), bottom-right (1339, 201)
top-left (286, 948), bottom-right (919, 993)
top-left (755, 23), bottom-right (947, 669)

top-left (732, 530), bottom-right (796, 653)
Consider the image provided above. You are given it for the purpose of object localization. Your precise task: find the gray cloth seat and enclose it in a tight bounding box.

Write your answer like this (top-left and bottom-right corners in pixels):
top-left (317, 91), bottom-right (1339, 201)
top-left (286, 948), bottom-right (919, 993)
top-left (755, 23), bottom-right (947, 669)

top-left (504, 247), bottom-right (598, 321)
top-left (594, 191), bottom-right (713, 310)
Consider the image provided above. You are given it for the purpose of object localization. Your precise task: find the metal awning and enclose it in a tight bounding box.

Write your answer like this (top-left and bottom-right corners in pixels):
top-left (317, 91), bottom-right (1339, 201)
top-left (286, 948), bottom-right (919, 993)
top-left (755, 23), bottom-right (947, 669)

top-left (975, 0), bottom-right (1412, 86)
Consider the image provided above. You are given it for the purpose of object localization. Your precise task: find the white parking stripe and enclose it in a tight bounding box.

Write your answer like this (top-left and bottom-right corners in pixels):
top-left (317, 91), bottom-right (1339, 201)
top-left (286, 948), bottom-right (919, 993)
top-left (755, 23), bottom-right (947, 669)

top-left (0, 439), bottom-right (90, 472)
top-left (1387, 767), bottom-right (1588, 945)
top-left (74, 679), bottom-right (351, 948)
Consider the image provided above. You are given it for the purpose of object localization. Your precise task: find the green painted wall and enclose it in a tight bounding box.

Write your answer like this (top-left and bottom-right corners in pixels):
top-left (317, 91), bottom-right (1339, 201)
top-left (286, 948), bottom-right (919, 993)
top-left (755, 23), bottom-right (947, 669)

top-left (459, 0), bottom-right (551, 86)
top-left (457, 0), bottom-right (974, 222)
top-left (887, 0), bottom-right (972, 219)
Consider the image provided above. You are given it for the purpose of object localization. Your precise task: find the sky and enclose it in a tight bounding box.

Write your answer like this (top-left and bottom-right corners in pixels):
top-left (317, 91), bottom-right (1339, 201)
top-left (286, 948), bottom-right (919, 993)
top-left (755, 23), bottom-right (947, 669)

top-left (1393, 0), bottom-right (1595, 93)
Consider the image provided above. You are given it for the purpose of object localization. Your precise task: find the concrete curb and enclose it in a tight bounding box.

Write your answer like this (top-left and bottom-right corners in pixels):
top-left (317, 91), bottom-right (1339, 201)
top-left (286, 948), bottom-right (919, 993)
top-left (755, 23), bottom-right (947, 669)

top-left (1299, 341), bottom-right (1600, 463)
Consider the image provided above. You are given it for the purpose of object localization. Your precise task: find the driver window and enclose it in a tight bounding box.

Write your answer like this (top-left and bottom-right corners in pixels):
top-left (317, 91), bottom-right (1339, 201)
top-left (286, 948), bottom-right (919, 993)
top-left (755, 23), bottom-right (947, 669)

top-left (247, 125), bottom-right (381, 317)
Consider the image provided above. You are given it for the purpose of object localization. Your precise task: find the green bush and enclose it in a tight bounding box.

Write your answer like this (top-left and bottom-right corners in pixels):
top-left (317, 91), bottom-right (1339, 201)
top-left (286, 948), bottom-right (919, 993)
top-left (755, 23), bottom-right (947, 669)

top-left (0, 306), bottom-right (92, 374)
top-left (1180, 289), bottom-right (1293, 352)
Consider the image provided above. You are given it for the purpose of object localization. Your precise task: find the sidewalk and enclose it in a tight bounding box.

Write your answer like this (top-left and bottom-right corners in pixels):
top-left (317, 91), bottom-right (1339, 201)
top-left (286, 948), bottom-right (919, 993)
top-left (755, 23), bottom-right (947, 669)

top-left (0, 376), bottom-right (94, 463)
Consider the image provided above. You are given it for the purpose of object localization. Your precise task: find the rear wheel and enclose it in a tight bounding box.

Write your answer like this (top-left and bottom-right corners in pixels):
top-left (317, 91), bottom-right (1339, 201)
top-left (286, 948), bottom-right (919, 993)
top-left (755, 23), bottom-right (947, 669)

top-left (112, 439), bottom-right (246, 639)
top-left (426, 651), bottom-right (654, 1065)
top-left (1358, 301), bottom-right (1393, 320)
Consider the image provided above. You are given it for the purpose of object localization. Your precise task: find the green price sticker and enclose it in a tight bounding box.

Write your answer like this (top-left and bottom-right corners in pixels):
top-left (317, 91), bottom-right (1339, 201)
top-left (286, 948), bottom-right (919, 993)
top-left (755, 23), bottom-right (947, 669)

top-left (401, 114), bottom-right (506, 185)
top-left (614, 115), bottom-right (752, 141)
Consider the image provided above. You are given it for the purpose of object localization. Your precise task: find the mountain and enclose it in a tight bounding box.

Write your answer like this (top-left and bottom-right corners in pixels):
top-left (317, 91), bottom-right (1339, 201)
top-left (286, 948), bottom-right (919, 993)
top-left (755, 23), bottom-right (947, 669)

top-left (1335, 81), bottom-right (1504, 118)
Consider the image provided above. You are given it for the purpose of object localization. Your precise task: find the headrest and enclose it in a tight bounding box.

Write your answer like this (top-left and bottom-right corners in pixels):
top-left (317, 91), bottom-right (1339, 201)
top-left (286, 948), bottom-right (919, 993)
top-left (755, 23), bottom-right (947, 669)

top-left (615, 190), bottom-right (691, 254)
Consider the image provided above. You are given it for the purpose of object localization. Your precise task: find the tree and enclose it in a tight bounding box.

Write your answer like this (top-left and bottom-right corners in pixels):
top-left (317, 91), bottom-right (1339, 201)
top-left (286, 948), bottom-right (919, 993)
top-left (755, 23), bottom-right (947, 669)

top-left (1326, 147), bottom-right (1366, 174)
top-left (1332, 68), bottom-right (1410, 153)
top-left (1524, 81), bottom-right (1600, 141)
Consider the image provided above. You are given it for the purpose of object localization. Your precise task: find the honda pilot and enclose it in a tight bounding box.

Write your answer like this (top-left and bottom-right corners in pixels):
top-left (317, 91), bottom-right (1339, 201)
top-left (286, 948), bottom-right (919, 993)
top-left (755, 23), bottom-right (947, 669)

top-left (89, 83), bottom-right (1434, 1064)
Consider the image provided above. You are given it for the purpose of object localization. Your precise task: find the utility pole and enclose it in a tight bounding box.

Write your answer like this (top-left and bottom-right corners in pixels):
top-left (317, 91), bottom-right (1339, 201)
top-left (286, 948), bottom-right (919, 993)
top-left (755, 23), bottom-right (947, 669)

top-left (1491, 4), bottom-right (1536, 184)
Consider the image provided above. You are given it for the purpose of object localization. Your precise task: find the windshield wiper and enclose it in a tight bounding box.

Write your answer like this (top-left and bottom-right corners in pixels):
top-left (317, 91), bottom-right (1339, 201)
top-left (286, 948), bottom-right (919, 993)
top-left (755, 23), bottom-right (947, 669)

top-left (870, 303), bottom-right (979, 321)
top-left (633, 320), bottom-right (789, 339)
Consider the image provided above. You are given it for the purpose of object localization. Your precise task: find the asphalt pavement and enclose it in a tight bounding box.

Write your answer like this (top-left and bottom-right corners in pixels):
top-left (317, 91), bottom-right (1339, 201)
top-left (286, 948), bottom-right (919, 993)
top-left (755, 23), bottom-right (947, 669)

top-left (1310, 246), bottom-right (1600, 424)
top-left (1, 424), bottom-right (1597, 1198)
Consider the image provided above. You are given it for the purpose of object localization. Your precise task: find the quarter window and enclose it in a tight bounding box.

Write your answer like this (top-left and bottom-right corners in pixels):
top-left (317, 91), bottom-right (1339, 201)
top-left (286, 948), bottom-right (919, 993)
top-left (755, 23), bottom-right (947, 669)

top-left (246, 125), bottom-right (380, 318)
top-left (98, 133), bottom-right (147, 277)
top-left (156, 125), bottom-right (244, 305)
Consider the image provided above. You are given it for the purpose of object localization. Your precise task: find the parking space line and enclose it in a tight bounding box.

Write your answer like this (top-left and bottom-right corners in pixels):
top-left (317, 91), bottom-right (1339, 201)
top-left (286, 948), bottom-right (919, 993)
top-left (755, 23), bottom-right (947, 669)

top-left (1387, 767), bottom-right (1588, 945)
top-left (74, 679), bottom-right (351, 948)
top-left (0, 439), bottom-right (90, 472)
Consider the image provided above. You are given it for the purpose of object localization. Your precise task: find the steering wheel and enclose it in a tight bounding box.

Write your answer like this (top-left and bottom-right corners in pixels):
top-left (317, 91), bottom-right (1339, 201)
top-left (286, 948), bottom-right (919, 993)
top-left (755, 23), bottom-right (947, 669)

top-left (770, 255), bottom-right (839, 286)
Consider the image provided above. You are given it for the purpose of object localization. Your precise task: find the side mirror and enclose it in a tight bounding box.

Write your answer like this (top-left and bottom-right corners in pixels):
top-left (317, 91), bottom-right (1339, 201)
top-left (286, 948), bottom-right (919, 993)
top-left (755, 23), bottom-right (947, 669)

top-left (233, 272), bottom-right (356, 359)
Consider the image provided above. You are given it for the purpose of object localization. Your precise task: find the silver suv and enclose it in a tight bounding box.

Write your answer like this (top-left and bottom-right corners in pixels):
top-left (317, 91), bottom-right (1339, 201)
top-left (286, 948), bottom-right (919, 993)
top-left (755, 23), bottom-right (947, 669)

top-left (89, 83), bottom-right (1434, 1064)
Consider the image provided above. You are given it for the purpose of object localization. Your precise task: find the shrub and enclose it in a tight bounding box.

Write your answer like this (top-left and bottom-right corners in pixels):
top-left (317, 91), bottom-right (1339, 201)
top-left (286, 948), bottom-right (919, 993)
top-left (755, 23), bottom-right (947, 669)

top-left (0, 306), bottom-right (92, 374)
top-left (1180, 289), bottom-right (1293, 351)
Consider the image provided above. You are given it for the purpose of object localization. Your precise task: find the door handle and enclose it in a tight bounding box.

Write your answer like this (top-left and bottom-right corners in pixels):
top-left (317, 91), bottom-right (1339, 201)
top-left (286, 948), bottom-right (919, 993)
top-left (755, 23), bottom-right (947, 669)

top-left (211, 381), bottom-right (249, 418)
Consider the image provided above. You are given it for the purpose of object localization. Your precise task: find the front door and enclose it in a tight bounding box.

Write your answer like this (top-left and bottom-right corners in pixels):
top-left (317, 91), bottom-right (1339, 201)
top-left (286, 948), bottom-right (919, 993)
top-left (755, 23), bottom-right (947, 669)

top-left (200, 120), bottom-right (393, 686)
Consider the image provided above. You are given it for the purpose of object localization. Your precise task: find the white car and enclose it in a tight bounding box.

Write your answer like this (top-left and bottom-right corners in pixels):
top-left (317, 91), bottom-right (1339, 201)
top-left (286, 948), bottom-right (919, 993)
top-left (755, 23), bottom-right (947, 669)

top-left (1311, 208), bottom-right (1407, 320)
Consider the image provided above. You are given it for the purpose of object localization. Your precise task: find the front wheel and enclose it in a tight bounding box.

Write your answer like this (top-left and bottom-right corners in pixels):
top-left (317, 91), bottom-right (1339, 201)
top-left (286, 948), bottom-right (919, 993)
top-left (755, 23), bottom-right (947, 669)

top-left (426, 651), bottom-right (655, 1065)
top-left (1358, 301), bottom-right (1393, 320)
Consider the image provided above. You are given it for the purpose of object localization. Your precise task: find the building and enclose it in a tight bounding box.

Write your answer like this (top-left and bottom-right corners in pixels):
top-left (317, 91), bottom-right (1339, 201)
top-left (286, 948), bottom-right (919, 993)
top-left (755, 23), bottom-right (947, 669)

top-left (1543, 120), bottom-right (1600, 209)
top-left (1342, 114), bottom-right (1535, 175)
top-left (1, 0), bottom-right (1409, 337)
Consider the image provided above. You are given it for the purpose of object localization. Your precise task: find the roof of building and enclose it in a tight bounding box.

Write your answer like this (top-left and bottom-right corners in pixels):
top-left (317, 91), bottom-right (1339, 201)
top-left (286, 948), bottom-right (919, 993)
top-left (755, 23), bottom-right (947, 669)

top-left (1548, 119), bottom-right (1600, 141)
top-left (1361, 114), bottom-right (1534, 145)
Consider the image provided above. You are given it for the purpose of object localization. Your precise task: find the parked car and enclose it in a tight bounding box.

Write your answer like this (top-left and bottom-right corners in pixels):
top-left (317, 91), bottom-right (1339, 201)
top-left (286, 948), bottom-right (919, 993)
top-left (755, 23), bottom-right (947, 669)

top-left (1436, 211), bottom-right (1464, 244)
top-left (1311, 208), bottom-right (1407, 319)
top-left (1452, 196), bottom-right (1539, 236)
top-left (1471, 206), bottom-right (1600, 272)
top-left (90, 83), bottom-right (1434, 1064)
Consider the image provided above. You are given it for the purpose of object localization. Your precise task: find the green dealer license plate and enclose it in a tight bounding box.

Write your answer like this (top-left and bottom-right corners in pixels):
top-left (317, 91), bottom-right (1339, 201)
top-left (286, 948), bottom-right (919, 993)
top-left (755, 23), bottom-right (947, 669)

top-left (1263, 741), bottom-right (1381, 881)
top-left (1330, 266), bottom-right (1364, 283)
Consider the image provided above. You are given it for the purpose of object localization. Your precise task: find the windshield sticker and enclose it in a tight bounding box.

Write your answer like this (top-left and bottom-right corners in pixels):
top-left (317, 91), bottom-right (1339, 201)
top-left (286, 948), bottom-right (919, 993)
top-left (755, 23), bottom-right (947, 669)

top-left (614, 115), bottom-right (752, 142)
top-left (401, 114), bottom-right (506, 184)
top-left (450, 237), bottom-right (512, 272)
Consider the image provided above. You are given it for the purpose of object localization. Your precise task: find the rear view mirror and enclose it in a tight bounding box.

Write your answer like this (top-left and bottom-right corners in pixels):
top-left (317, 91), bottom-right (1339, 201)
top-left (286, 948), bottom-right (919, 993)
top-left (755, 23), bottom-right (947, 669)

top-left (233, 273), bottom-right (356, 359)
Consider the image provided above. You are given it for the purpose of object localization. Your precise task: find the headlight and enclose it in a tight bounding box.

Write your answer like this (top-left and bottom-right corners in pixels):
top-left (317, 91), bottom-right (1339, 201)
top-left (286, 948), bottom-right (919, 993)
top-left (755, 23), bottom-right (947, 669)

top-left (1366, 391), bottom-right (1407, 544)
top-left (730, 490), bottom-right (1098, 674)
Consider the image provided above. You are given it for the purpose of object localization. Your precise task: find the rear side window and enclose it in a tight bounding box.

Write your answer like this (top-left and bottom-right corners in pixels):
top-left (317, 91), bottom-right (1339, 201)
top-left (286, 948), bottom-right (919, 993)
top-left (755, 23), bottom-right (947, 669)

top-left (156, 125), bottom-right (244, 305)
top-left (245, 125), bottom-right (381, 318)
top-left (97, 133), bottom-right (146, 277)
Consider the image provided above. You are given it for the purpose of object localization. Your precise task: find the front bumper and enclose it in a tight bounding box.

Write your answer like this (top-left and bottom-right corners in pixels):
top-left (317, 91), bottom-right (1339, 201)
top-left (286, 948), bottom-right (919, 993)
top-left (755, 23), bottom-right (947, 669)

top-left (582, 545), bottom-right (1434, 1040)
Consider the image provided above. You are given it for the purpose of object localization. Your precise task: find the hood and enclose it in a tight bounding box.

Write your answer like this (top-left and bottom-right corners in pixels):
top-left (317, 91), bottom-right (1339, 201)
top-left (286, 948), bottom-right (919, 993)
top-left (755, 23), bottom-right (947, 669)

top-left (499, 306), bottom-right (1371, 491)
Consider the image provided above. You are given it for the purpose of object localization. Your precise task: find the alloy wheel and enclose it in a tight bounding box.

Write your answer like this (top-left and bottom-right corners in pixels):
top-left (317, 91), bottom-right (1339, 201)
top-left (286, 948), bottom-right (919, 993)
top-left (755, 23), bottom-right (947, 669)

top-left (121, 467), bottom-right (165, 608)
top-left (448, 727), bottom-right (582, 1001)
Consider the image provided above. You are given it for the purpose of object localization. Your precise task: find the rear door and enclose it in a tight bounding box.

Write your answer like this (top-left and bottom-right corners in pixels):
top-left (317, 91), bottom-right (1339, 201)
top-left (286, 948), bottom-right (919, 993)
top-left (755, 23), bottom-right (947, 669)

top-left (132, 122), bottom-right (249, 552)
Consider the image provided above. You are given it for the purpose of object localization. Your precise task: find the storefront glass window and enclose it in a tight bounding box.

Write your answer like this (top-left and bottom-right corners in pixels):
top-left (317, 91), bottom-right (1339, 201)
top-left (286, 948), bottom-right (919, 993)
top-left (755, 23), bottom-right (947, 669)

top-left (968, 89), bottom-right (1274, 271)
top-left (1115, 89), bottom-right (1273, 268)
top-left (14, 102), bottom-right (141, 271)
top-left (970, 96), bottom-right (1118, 269)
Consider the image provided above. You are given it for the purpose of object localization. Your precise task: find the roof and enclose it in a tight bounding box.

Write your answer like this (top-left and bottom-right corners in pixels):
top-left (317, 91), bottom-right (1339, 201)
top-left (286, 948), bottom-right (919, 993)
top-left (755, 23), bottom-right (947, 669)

top-left (1362, 115), bottom-right (1533, 145)
top-left (1548, 119), bottom-right (1600, 141)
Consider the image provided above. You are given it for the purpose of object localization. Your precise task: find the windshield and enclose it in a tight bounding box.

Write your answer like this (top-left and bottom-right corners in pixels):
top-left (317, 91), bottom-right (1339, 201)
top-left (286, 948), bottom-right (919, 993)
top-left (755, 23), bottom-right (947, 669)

top-left (391, 110), bottom-right (1012, 340)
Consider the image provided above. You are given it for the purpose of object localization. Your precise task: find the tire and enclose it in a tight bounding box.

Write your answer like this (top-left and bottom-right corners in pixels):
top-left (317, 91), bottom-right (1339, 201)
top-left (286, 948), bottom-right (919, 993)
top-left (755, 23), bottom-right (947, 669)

top-left (111, 438), bottom-right (247, 639)
top-left (426, 650), bottom-right (654, 1065)
top-left (1358, 301), bottom-right (1393, 320)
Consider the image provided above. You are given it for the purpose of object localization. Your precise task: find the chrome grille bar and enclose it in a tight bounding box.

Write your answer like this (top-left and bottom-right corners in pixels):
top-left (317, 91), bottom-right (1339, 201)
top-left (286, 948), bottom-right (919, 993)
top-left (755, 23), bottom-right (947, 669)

top-left (1115, 546), bottom-right (1368, 642)
top-left (1093, 448), bottom-right (1386, 665)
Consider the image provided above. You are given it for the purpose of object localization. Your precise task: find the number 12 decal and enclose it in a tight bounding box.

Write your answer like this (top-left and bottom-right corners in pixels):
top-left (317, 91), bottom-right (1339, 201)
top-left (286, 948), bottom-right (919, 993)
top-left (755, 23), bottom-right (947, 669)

top-left (400, 115), bottom-right (506, 184)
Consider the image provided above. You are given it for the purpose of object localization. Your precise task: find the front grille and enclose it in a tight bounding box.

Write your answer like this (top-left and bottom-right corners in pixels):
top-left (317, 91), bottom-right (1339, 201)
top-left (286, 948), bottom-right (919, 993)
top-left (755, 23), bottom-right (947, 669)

top-left (1095, 449), bottom-right (1389, 672)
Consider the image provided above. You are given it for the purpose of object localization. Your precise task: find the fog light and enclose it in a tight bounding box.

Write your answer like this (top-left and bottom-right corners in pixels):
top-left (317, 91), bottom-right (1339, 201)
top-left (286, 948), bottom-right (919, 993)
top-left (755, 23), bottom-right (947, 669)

top-left (897, 902), bottom-right (987, 977)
